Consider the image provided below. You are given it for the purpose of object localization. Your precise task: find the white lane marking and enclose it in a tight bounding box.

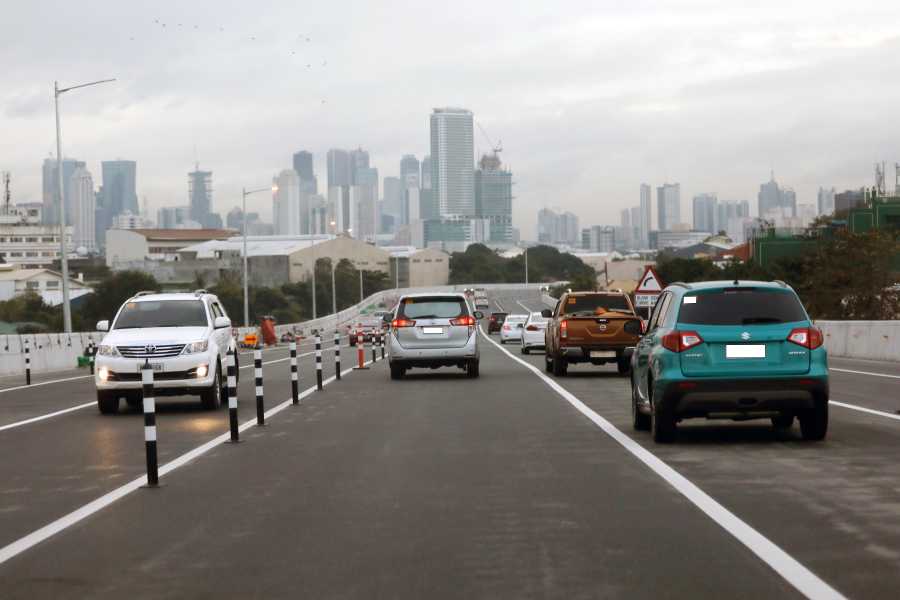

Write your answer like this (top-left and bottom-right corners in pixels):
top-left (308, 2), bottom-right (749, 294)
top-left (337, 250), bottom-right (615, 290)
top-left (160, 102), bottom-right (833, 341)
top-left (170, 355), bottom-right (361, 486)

top-left (494, 298), bottom-right (505, 312)
top-left (516, 300), bottom-right (535, 313)
top-left (0, 358), bottom-right (374, 566)
top-left (829, 367), bottom-right (900, 380)
top-left (0, 402), bottom-right (96, 433)
top-left (831, 401), bottom-right (900, 422)
top-left (480, 327), bottom-right (845, 600)
top-left (0, 346), bottom-right (349, 434)
top-left (0, 375), bottom-right (92, 395)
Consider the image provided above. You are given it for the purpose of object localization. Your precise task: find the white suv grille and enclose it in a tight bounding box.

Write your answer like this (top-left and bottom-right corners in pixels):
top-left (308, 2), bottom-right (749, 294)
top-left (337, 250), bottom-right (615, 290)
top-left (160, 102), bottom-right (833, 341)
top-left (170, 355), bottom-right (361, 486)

top-left (117, 344), bottom-right (186, 358)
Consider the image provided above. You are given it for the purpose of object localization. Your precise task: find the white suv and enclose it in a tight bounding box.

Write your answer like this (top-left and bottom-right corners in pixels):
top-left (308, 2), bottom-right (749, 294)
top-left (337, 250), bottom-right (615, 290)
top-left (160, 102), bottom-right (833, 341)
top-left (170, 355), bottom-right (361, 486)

top-left (94, 290), bottom-right (236, 414)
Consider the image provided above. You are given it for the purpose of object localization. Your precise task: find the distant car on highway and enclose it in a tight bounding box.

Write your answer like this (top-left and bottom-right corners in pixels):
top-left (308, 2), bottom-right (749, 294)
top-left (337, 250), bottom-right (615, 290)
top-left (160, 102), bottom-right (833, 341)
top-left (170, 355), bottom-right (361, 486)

top-left (93, 290), bottom-right (236, 414)
top-left (385, 292), bottom-right (483, 379)
top-left (500, 314), bottom-right (528, 344)
top-left (543, 290), bottom-right (642, 376)
top-left (487, 311), bottom-right (508, 334)
top-left (630, 280), bottom-right (829, 443)
top-left (521, 312), bottom-right (549, 354)
top-left (349, 317), bottom-right (383, 345)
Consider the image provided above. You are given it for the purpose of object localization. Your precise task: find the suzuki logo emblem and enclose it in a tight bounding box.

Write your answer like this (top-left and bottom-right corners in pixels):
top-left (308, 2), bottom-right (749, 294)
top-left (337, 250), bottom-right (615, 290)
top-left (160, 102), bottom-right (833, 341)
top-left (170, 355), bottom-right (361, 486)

top-left (144, 344), bottom-right (157, 354)
top-left (740, 332), bottom-right (751, 340)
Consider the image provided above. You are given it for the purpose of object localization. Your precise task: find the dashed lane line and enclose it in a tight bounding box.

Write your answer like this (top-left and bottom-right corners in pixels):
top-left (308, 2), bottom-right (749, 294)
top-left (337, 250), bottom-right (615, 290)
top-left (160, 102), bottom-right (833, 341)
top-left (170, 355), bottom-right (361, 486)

top-left (479, 327), bottom-right (845, 600)
top-left (0, 357), bottom-right (378, 566)
top-left (831, 401), bottom-right (900, 422)
top-left (829, 367), bottom-right (900, 380)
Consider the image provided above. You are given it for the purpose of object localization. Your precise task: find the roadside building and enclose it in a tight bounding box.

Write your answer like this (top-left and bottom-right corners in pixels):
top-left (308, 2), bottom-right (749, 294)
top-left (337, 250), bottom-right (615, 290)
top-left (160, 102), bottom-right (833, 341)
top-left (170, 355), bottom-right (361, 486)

top-left (383, 246), bottom-right (450, 288)
top-left (105, 228), bottom-right (236, 268)
top-left (0, 263), bottom-right (92, 305)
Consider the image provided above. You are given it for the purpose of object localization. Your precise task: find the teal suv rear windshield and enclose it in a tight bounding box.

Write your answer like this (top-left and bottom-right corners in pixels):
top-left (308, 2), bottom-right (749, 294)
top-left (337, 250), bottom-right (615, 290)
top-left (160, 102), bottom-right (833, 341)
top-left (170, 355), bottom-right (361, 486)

top-left (677, 288), bottom-right (807, 325)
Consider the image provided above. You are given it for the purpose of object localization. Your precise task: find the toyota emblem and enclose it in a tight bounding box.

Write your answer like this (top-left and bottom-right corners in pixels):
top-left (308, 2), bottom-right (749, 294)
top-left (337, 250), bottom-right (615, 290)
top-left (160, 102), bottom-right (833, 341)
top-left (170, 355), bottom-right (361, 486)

top-left (145, 344), bottom-right (157, 354)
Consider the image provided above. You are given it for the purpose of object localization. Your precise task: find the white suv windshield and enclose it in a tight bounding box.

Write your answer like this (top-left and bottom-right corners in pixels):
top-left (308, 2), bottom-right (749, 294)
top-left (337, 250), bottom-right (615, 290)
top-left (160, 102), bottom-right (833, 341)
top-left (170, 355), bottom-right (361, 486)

top-left (114, 300), bottom-right (209, 329)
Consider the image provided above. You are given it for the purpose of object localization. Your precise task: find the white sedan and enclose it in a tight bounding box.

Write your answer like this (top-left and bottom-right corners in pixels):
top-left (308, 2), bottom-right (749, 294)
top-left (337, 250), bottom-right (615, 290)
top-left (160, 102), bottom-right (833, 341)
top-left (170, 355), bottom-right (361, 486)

top-left (520, 312), bottom-right (548, 354)
top-left (499, 314), bottom-right (528, 344)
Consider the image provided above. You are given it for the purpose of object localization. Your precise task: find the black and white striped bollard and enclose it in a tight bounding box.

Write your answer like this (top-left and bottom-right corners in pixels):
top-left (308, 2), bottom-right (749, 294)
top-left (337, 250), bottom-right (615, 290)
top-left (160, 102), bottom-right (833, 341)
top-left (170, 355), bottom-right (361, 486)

top-left (315, 334), bottom-right (323, 390)
top-left (371, 333), bottom-right (377, 363)
top-left (380, 331), bottom-right (385, 360)
top-left (290, 341), bottom-right (299, 404)
top-left (227, 348), bottom-right (240, 442)
top-left (25, 341), bottom-right (31, 385)
top-left (254, 348), bottom-right (265, 425)
top-left (88, 342), bottom-right (96, 375)
top-left (333, 331), bottom-right (341, 381)
top-left (142, 360), bottom-right (159, 487)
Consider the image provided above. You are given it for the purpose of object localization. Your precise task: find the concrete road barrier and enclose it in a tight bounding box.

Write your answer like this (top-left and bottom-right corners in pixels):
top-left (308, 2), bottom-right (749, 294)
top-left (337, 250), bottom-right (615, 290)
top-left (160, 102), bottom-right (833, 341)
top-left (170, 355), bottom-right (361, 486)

top-left (816, 320), bottom-right (900, 362)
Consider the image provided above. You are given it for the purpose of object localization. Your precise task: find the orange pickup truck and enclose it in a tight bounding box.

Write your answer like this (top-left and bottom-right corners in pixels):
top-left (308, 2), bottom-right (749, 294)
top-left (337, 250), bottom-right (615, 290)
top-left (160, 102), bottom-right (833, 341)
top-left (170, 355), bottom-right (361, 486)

top-left (542, 291), bottom-right (643, 376)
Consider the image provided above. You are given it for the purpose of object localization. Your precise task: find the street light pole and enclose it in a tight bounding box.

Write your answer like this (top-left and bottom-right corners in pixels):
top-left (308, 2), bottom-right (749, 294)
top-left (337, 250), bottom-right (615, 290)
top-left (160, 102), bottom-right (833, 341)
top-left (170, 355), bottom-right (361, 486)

top-left (331, 259), bottom-right (337, 315)
top-left (524, 247), bottom-right (529, 286)
top-left (359, 268), bottom-right (364, 303)
top-left (241, 184), bottom-right (278, 328)
top-left (54, 77), bottom-right (115, 333)
top-left (311, 237), bottom-right (317, 319)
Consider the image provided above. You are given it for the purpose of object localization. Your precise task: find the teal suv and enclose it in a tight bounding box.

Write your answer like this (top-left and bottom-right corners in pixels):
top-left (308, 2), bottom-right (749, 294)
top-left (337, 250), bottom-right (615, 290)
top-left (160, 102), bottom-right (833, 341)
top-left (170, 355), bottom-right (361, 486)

top-left (630, 281), bottom-right (828, 443)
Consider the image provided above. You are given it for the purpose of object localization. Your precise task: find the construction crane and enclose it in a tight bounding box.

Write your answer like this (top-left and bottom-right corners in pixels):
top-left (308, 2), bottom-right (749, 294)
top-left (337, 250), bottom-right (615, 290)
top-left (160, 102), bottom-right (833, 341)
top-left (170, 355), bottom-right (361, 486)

top-left (475, 121), bottom-right (502, 156)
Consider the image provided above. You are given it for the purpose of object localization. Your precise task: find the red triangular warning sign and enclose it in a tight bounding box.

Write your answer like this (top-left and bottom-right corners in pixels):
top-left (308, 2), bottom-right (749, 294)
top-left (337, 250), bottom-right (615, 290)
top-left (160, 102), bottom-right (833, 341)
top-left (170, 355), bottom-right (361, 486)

top-left (635, 266), bottom-right (663, 293)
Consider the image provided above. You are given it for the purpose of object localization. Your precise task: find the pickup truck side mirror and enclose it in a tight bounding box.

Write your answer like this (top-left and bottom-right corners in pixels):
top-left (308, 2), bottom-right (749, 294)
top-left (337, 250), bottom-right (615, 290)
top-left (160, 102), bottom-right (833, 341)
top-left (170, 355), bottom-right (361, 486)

top-left (540, 309), bottom-right (552, 319)
top-left (96, 320), bottom-right (109, 332)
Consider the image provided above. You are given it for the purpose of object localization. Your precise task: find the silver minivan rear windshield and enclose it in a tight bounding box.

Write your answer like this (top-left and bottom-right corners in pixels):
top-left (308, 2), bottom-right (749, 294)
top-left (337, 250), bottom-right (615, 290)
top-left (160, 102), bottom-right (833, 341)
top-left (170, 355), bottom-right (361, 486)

top-left (677, 289), bottom-right (807, 325)
top-left (398, 297), bottom-right (467, 319)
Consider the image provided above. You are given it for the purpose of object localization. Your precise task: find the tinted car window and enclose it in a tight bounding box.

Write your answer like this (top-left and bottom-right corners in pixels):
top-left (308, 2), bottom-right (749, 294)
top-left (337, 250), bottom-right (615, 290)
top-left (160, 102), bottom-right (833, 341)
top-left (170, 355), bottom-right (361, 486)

top-left (398, 297), bottom-right (467, 319)
top-left (114, 300), bottom-right (209, 329)
top-left (561, 294), bottom-right (632, 315)
top-left (677, 289), bottom-right (808, 325)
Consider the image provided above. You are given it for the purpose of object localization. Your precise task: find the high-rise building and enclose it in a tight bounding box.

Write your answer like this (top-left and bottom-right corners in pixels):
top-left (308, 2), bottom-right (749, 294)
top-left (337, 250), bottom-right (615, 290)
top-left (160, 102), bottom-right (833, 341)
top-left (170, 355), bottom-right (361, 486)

top-left (474, 153), bottom-right (513, 243)
top-left (657, 183), bottom-right (680, 231)
top-left (420, 155), bottom-right (432, 190)
top-left (350, 148), bottom-right (370, 184)
top-left (157, 206), bottom-right (192, 229)
top-left (430, 108), bottom-right (475, 218)
top-left (273, 169), bottom-right (302, 236)
top-left (639, 183), bottom-right (651, 245)
top-left (189, 166), bottom-right (218, 227)
top-left (817, 187), bottom-right (835, 216)
top-left (292, 150), bottom-right (317, 193)
top-left (327, 149), bottom-right (352, 187)
top-left (42, 157), bottom-right (86, 226)
top-left (101, 160), bottom-right (138, 217)
top-left (589, 226), bottom-right (616, 253)
top-left (630, 206), bottom-right (641, 248)
top-left (835, 189), bottom-right (865, 214)
top-left (382, 176), bottom-right (403, 230)
top-left (537, 208), bottom-right (579, 245)
top-left (692, 193), bottom-right (718, 233)
top-left (758, 173), bottom-right (796, 220)
top-left (352, 167), bottom-right (379, 241)
top-left (400, 155), bottom-right (420, 188)
top-left (419, 154), bottom-right (436, 220)
top-left (70, 166), bottom-right (96, 252)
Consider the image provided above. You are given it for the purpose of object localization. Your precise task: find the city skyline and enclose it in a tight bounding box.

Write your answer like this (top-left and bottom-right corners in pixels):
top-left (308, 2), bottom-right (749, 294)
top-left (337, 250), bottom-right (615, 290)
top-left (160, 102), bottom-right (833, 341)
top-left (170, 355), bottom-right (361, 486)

top-left (5, 3), bottom-right (900, 239)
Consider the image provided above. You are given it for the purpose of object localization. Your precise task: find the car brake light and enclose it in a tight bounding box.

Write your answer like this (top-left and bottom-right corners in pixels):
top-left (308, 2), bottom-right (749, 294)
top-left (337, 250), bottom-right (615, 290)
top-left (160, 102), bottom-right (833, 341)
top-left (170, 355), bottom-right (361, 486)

top-left (392, 318), bottom-right (416, 328)
top-left (502, 324), bottom-right (510, 331)
top-left (661, 330), bottom-right (703, 352)
top-left (787, 327), bottom-right (823, 349)
top-left (526, 324), bottom-right (539, 331)
top-left (450, 315), bottom-right (475, 326)
top-left (560, 319), bottom-right (568, 338)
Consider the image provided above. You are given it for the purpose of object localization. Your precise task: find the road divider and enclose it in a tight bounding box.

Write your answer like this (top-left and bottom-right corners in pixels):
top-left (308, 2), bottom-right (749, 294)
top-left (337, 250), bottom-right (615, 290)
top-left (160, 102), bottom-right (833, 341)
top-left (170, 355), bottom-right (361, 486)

top-left (315, 335), bottom-right (323, 391)
top-left (141, 361), bottom-right (159, 487)
top-left (334, 331), bottom-right (341, 380)
top-left (227, 348), bottom-right (239, 443)
top-left (480, 327), bottom-right (845, 600)
top-left (379, 332), bottom-right (385, 360)
top-left (254, 349), bottom-right (265, 426)
top-left (290, 341), bottom-right (299, 404)
top-left (25, 343), bottom-right (31, 386)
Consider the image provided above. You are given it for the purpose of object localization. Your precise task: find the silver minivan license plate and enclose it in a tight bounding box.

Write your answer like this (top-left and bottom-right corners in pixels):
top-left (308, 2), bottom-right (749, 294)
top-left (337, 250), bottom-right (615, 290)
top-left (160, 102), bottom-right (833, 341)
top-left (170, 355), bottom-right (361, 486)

top-left (422, 327), bottom-right (443, 334)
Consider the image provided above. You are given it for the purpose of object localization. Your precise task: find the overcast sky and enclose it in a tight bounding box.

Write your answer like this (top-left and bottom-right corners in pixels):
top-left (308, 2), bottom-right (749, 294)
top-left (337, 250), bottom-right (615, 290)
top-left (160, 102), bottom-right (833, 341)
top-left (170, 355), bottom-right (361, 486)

top-left (3, 0), bottom-right (900, 238)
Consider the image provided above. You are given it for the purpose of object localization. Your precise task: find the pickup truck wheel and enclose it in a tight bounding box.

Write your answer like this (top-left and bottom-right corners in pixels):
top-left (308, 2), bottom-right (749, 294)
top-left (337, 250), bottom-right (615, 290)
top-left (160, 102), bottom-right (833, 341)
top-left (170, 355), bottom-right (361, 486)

top-left (617, 357), bottom-right (631, 375)
top-left (200, 365), bottom-right (222, 410)
top-left (799, 399), bottom-right (828, 441)
top-left (551, 354), bottom-right (567, 376)
top-left (631, 378), bottom-right (650, 431)
top-left (97, 391), bottom-right (120, 415)
top-left (650, 385), bottom-right (676, 443)
top-left (544, 353), bottom-right (552, 373)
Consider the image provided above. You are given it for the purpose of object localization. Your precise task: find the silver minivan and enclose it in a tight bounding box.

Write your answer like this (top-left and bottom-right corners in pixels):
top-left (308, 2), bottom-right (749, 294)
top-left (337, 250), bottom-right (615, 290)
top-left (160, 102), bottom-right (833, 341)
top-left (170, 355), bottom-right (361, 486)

top-left (385, 293), bottom-right (483, 379)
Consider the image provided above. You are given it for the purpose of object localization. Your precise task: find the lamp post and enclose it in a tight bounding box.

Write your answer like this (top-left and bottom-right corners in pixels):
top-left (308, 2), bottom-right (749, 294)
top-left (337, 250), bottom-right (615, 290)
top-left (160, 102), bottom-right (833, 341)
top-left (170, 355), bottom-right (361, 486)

top-left (329, 221), bottom-right (337, 315)
top-left (242, 184), bottom-right (278, 328)
top-left (524, 246), bottom-right (529, 286)
top-left (54, 78), bottom-right (115, 333)
top-left (310, 236), bottom-right (317, 320)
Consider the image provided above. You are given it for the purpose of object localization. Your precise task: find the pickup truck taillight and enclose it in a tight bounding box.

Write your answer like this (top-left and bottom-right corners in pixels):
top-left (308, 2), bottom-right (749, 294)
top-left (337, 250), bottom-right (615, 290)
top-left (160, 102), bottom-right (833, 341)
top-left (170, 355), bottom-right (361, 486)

top-left (661, 330), bottom-right (703, 352)
top-left (560, 320), bottom-right (568, 338)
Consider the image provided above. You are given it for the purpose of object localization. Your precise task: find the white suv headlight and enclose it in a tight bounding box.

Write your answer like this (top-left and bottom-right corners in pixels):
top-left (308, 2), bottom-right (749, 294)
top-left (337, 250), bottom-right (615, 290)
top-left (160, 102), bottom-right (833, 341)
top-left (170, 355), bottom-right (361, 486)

top-left (182, 340), bottom-right (209, 355)
top-left (97, 344), bottom-right (120, 357)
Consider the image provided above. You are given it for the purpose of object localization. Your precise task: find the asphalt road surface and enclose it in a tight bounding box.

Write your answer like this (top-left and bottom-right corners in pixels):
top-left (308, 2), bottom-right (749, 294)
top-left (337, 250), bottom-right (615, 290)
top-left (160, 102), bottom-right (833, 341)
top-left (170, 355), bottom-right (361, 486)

top-left (1, 291), bottom-right (898, 599)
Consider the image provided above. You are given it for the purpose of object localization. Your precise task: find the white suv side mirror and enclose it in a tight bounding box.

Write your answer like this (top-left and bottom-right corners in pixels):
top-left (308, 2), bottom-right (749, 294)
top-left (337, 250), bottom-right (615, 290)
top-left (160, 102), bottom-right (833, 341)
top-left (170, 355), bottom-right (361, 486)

top-left (214, 316), bottom-right (231, 329)
top-left (96, 320), bottom-right (109, 332)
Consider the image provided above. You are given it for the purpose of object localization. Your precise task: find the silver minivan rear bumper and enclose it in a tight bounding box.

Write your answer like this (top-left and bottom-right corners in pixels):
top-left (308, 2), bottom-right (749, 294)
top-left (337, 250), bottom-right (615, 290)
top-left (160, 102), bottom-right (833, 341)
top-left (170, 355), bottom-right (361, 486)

top-left (388, 330), bottom-right (478, 361)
